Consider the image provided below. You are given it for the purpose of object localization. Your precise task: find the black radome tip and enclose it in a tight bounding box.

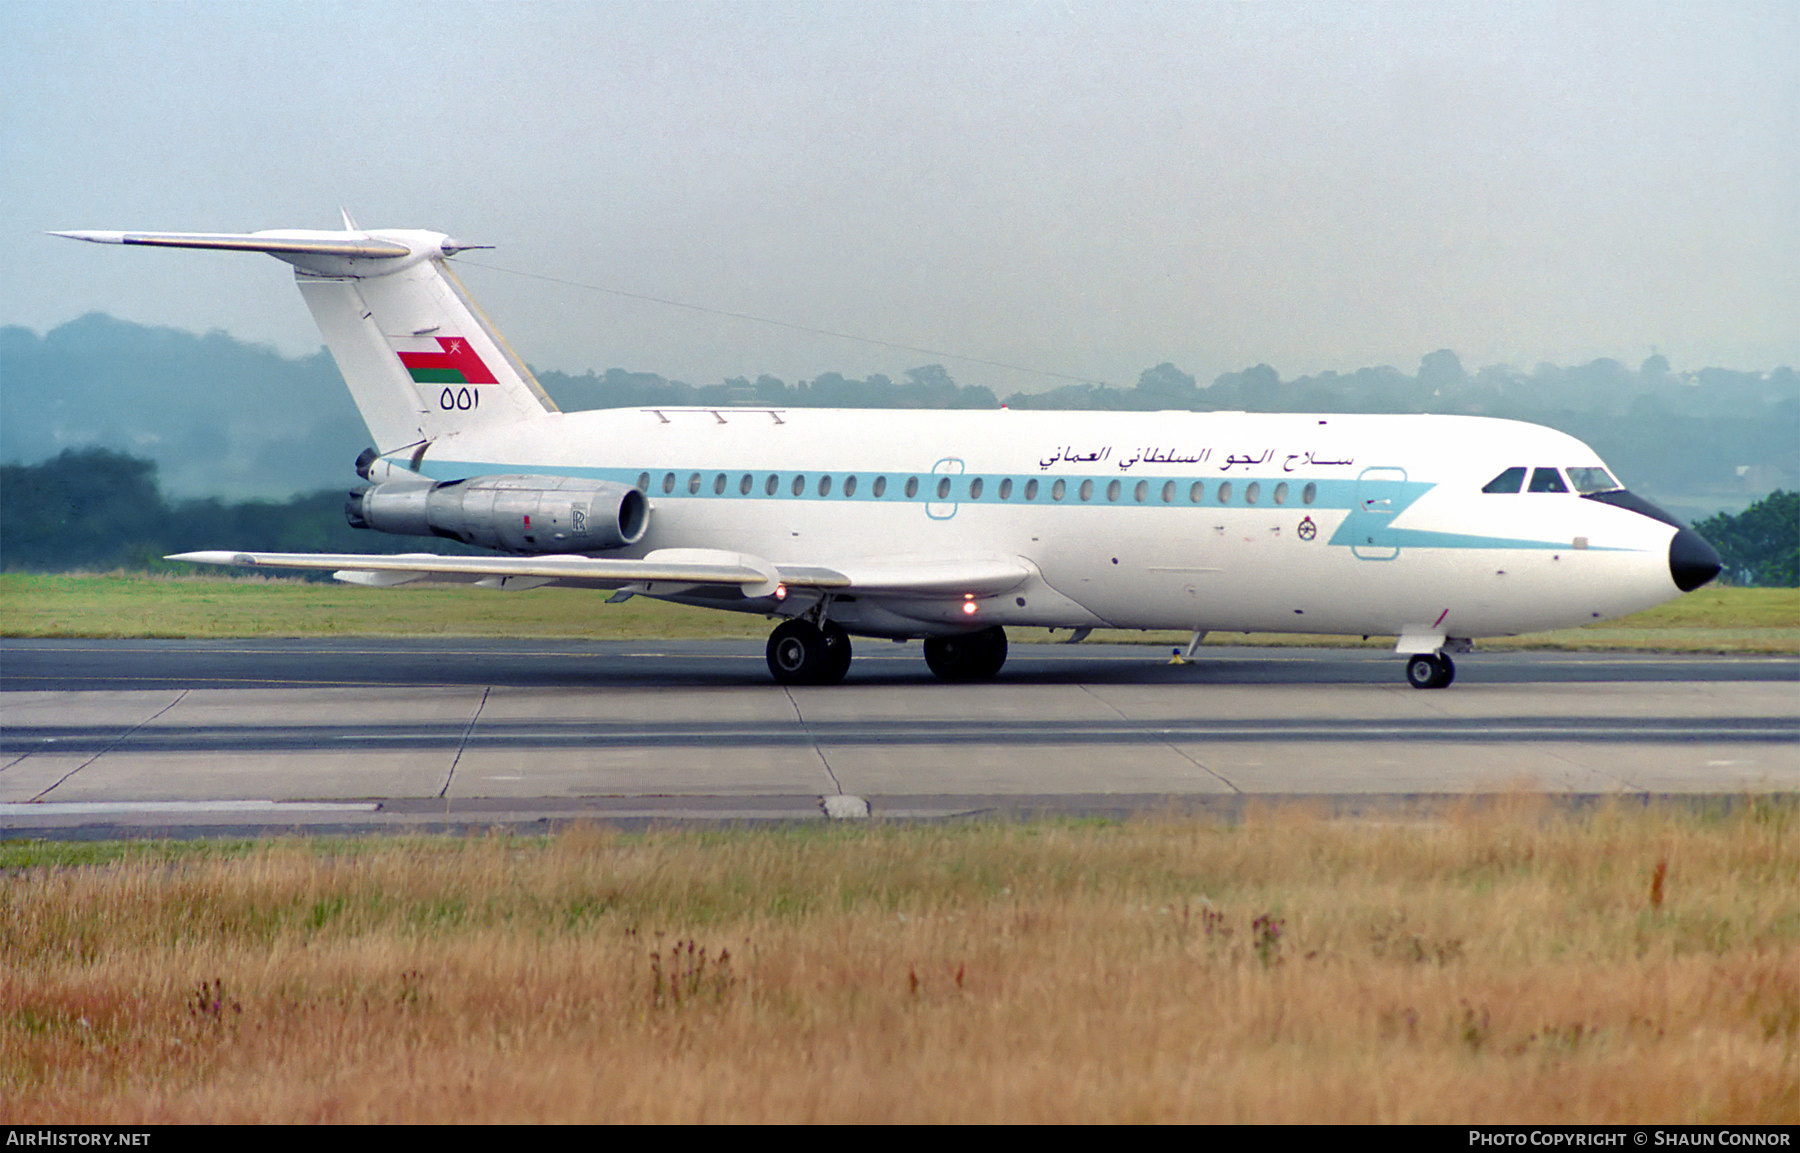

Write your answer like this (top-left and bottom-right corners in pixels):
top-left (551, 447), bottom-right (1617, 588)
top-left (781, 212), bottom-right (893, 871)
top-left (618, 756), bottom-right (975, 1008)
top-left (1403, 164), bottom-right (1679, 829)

top-left (1669, 527), bottom-right (1723, 592)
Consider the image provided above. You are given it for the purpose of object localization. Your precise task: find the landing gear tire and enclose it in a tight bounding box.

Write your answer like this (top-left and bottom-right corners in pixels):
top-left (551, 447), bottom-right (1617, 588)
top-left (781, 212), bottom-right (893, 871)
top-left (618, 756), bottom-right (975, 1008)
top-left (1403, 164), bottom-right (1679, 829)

top-left (820, 622), bottom-right (853, 684)
top-left (1406, 652), bottom-right (1455, 690)
top-left (923, 626), bottom-right (1008, 681)
top-left (767, 619), bottom-right (853, 685)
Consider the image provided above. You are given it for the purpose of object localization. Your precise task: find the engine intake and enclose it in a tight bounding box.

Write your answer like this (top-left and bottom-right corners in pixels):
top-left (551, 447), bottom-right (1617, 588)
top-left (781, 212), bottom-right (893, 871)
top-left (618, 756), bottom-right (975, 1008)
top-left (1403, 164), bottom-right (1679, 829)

top-left (347, 474), bottom-right (649, 553)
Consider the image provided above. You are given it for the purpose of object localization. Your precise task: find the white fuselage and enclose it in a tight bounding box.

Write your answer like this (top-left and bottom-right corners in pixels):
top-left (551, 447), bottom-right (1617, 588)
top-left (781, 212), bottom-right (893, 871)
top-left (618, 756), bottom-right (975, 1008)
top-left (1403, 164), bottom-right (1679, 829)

top-left (410, 406), bottom-right (1687, 642)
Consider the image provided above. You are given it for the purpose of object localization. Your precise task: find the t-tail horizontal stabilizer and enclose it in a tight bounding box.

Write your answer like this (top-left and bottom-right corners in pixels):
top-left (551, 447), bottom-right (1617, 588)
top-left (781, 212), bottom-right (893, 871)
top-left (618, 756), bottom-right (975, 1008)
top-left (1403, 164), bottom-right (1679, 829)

top-left (50, 229), bottom-right (491, 272)
top-left (51, 229), bottom-right (415, 260)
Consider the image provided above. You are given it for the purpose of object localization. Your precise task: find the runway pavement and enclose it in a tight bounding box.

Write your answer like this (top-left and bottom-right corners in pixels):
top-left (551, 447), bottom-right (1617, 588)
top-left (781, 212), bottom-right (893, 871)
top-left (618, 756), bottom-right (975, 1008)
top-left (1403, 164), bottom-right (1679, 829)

top-left (2, 639), bottom-right (1795, 837)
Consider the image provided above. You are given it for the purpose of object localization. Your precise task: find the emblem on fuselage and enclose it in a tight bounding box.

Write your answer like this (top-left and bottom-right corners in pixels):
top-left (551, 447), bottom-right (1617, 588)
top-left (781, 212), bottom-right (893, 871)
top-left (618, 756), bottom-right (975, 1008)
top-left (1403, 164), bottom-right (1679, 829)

top-left (1297, 516), bottom-right (1318, 541)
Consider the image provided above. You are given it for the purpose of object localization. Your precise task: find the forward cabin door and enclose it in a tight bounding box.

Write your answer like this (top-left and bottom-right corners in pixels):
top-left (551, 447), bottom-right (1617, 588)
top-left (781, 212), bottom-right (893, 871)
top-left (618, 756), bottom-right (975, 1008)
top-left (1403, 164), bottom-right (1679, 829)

top-left (1352, 466), bottom-right (1407, 561)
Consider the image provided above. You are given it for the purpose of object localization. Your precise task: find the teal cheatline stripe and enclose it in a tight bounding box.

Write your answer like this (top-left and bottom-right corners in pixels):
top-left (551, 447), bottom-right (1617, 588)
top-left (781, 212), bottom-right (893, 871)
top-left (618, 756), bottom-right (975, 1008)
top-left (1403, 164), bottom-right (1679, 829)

top-left (1385, 529), bottom-right (1632, 552)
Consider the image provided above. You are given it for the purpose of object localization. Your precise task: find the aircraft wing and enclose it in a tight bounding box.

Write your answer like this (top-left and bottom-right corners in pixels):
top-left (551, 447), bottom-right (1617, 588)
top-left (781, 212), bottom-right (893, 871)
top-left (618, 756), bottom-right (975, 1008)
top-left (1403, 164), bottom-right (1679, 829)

top-left (166, 549), bottom-right (1030, 599)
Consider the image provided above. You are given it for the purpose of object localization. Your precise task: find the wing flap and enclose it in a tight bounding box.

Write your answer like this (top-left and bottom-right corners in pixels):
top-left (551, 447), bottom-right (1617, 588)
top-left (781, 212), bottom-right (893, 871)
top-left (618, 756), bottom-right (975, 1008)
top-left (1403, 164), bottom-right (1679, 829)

top-left (166, 550), bottom-right (803, 590)
top-left (826, 556), bottom-right (1031, 596)
top-left (168, 550), bottom-right (1029, 598)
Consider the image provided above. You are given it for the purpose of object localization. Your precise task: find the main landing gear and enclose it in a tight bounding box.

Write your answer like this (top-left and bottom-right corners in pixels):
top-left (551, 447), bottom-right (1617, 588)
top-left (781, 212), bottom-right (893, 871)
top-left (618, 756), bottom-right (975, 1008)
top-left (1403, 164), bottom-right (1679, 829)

top-left (766, 618), bottom-right (853, 686)
top-left (923, 626), bottom-right (1008, 681)
top-left (1406, 652), bottom-right (1455, 690)
top-left (763, 620), bottom-right (1011, 686)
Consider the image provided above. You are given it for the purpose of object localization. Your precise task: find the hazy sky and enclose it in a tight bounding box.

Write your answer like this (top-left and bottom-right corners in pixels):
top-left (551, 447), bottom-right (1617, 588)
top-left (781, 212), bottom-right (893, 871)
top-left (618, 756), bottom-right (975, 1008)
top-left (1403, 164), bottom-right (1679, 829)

top-left (5, 1), bottom-right (1795, 395)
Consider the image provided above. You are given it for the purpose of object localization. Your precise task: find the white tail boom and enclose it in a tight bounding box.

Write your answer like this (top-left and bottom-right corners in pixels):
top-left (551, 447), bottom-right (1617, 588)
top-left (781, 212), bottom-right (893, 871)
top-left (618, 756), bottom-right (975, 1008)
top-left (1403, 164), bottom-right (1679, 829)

top-left (51, 227), bottom-right (557, 454)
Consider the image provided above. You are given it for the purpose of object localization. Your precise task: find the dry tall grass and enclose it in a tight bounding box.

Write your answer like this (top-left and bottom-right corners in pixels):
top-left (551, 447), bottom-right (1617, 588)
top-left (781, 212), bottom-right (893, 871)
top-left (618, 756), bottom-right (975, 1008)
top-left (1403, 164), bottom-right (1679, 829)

top-left (2, 800), bottom-right (1794, 1123)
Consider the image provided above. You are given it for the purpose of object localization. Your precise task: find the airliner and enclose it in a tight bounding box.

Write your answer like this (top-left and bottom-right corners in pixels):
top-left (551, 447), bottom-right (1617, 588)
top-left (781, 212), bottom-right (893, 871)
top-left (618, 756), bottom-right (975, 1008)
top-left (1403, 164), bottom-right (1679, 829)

top-left (54, 221), bottom-right (1721, 689)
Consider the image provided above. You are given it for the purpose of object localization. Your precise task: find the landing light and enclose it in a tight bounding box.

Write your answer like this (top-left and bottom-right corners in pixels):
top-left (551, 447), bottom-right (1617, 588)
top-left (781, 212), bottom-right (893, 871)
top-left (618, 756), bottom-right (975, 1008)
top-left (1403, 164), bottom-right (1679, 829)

top-left (961, 598), bottom-right (978, 616)
top-left (774, 584), bottom-right (787, 601)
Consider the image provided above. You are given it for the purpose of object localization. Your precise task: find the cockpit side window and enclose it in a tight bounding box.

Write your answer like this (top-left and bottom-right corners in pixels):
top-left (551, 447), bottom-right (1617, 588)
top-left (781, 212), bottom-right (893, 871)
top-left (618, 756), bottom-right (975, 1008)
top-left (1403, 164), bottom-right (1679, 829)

top-left (1528, 467), bottom-right (1569, 493)
top-left (1565, 467), bottom-right (1620, 494)
top-left (1482, 467), bottom-right (1526, 493)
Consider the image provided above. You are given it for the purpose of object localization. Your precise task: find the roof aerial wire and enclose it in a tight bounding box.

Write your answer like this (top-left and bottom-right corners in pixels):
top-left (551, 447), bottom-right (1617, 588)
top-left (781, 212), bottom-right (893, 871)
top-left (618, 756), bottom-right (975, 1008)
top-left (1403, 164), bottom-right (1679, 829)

top-left (455, 257), bottom-right (1108, 389)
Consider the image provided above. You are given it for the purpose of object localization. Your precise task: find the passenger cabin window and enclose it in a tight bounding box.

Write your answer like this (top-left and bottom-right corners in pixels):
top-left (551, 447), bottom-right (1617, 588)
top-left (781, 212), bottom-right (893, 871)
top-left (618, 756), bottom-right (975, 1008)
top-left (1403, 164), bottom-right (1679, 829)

top-left (1482, 467), bottom-right (1526, 493)
top-left (1528, 467), bottom-right (1568, 493)
top-left (1566, 467), bottom-right (1620, 494)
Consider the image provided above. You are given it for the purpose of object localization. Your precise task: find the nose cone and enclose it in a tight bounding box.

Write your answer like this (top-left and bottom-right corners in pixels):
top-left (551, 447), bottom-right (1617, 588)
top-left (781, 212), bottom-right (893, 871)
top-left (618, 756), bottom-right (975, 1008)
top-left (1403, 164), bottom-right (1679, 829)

top-left (1669, 527), bottom-right (1722, 592)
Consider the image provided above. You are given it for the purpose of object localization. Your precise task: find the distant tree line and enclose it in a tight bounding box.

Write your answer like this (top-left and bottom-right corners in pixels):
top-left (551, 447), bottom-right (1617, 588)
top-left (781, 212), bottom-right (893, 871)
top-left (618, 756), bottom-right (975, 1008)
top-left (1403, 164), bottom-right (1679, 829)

top-left (1693, 491), bottom-right (1799, 588)
top-left (3, 448), bottom-right (1793, 586)
top-left (541, 363), bottom-right (1000, 410)
top-left (6, 318), bottom-right (1795, 513)
top-left (541, 350), bottom-right (1798, 428)
top-left (1, 315), bottom-right (366, 500)
top-left (0, 448), bottom-right (475, 574)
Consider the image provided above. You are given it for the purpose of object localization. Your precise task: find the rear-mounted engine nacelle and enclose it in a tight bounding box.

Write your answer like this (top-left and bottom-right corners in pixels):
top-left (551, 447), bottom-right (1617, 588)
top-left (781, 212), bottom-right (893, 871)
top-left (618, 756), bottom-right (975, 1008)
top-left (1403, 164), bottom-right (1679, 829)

top-left (347, 474), bottom-right (649, 553)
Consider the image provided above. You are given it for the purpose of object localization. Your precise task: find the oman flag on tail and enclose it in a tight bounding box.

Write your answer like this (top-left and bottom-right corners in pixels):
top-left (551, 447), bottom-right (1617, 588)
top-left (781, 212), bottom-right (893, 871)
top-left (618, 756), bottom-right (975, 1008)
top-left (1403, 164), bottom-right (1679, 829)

top-left (393, 335), bottom-right (497, 385)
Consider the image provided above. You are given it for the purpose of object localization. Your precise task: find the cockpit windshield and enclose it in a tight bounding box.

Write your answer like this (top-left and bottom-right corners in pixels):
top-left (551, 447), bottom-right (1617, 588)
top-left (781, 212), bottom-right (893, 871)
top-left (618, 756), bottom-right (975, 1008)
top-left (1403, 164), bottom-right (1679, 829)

top-left (1565, 467), bottom-right (1621, 494)
top-left (1528, 467), bottom-right (1568, 493)
top-left (1483, 464), bottom-right (1627, 489)
top-left (1483, 465), bottom-right (1622, 494)
top-left (1482, 467), bottom-right (1526, 493)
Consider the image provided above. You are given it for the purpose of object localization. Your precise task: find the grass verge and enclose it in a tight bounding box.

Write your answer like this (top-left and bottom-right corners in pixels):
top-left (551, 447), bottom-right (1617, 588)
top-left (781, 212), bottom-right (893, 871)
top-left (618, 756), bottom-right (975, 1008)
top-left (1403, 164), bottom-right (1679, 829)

top-left (3, 572), bottom-right (1796, 652)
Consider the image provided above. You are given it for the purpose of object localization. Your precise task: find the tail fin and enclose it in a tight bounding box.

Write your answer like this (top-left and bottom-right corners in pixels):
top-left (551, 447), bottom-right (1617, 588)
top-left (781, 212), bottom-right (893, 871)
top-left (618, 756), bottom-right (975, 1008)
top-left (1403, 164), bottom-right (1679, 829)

top-left (52, 226), bottom-right (558, 455)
